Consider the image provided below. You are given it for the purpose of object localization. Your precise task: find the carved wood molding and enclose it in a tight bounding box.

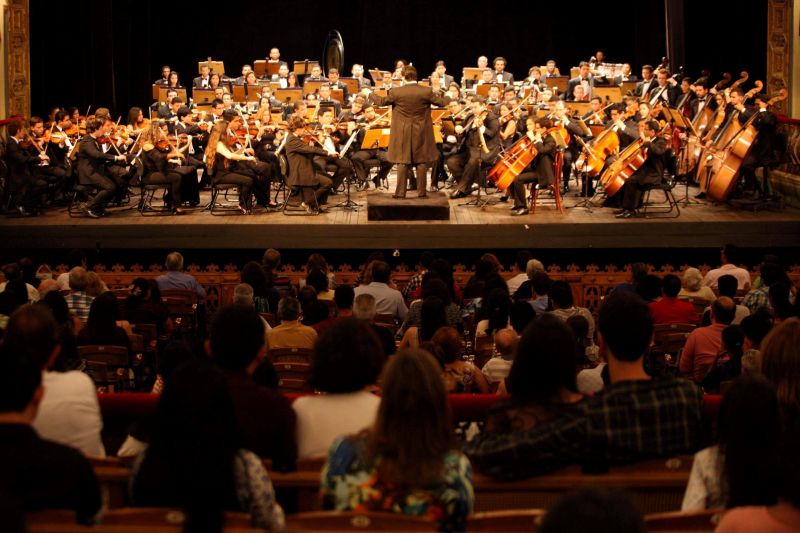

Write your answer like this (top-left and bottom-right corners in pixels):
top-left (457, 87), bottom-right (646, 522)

top-left (4, 0), bottom-right (30, 118)
top-left (767, 0), bottom-right (792, 115)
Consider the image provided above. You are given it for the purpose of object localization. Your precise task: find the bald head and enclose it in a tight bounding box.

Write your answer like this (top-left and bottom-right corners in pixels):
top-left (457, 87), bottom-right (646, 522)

top-left (712, 296), bottom-right (736, 325)
top-left (68, 267), bottom-right (88, 291)
top-left (494, 328), bottom-right (518, 356)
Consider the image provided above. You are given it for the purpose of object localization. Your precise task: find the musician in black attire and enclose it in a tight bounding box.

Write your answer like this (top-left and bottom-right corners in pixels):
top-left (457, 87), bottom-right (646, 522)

top-left (283, 115), bottom-right (335, 213)
top-left (349, 104), bottom-right (393, 188)
top-left (139, 125), bottom-right (185, 214)
top-left (4, 121), bottom-right (50, 215)
top-left (450, 97), bottom-right (501, 198)
top-left (442, 100), bottom-right (469, 186)
top-left (510, 117), bottom-right (557, 216)
top-left (170, 107), bottom-right (204, 204)
top-left (690, 78), bottom-right (718, 120)
top-left (739, 93), bottom-right (779, 197)
top-left (76, 118), bottom-right (127, 218)
top-left (223, 113), bottom-right (277, 209)
top-left (204, 121), bottom-right (255, 213)
top-left (615, 119), bottom-right (668, 218)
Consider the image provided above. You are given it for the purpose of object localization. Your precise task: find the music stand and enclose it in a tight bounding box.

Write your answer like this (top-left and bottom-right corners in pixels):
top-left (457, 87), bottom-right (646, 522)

top-left (662, 107), bottom-right (703, 206)
top-left (191, 88), bottom-right (215, 105)
top-left (546, 76), bottom-right (569, 94)
top-left (568, 102), bottom-right (592, 116)
top-left (275, 88), bottom-right (303, 105)
top-left (339, 77), bottom-right (359, 96)
top-left (158, 87), bottom-right (188, 103)
top-left (368, 69), bottom-right (391, 85)
top-left (266, 61), bottom-right (281, 77)
top-left (462, 68), bottom-right (484, 84)
top-left (303, 80), bottom-right (324, 97)
top-left (293, 60), bottom-right (319, 76)
top-left (620, 81), bottom-right (638, 96)
top-left (594, 86), bottom-right (623, 103)
top-left (197, 60), bottom-right (225, 76)
top-left (232, 84), bottom-right (263, 103)
top-left (373, 89), bottom-right (388, 98)
top-left (151, 85), bottom-right (160, 100)
top-left (361, 127), bottom-right (391, 149)
top-left (475, 83), bottom-right (507, 97)
top-left (253, 60), bottom-right (267, 78)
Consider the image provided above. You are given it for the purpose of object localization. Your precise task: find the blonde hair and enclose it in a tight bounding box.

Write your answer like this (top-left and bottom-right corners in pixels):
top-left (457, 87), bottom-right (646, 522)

top-left (760, 317), bottom-right (800, 417)
top-left (682, 267), bottom-right (704, 292)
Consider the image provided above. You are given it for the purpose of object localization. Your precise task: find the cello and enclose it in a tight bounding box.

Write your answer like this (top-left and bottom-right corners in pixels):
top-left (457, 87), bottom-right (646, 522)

top-left (575, 108), bottom-right (636, 177)
top-left (707, 88), bottom-right (788, 202)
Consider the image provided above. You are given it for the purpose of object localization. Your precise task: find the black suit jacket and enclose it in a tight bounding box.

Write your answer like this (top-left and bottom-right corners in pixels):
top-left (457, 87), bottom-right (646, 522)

top-left (4, 137), bottom-right (39, 189)
top-left (284, 133), bottom-right (330, 187)
top-left (494, 71), bottom-right (514, 84)
top-left (613, 74), bottom-right (639, 85)
top-left (566, 76), bottom-right (594, 101)
top-left (635, 136), bottom-right (668, 184)
top-left (532, 133), bottom-right (557, 186)
top-left (635, 78), bottom-right (656, 98)
top-left (647, 83), bottom-right (680, 106)
top-left (465, 110), bottom-right (501, 161)
top-left (192, 76), bottom-right (211, 89)
top-left (77, 135), bottom-right (117, 179)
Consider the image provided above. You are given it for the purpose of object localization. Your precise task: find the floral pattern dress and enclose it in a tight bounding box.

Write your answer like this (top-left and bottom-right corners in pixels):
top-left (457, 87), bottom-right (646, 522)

top-left (321, 435), bottom-right (474, 532)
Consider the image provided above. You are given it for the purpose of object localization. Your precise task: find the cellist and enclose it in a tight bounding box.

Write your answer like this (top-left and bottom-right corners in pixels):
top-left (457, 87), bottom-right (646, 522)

top-left (614, 119), bottom-right (668, 218)
top-left (509, 117), bottom-right (557, 216)
top-left (739, 92), bottom-right (779, 197)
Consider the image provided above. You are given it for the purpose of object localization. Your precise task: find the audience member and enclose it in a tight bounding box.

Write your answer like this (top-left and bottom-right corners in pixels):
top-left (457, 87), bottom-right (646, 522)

top-left (509, 299), bottom-right (536, 333)
top-left (769, 282), bottom-right (796, 323)
top-left (760, 318), bottom-right (800, 426)
top-left (649, 274), bottom-right (700, 325)
top-left (64, 266), bottom-right (94, 322)
top-left (702, 274), bottom-right (750, 325)
top-left (400, 296), bottom-right (448, 349)
top-left (130, 360), bottom-right (285, 531)
top-left (306, 268), bottom-right (333, 300)
top-left (0, 279), bottom-right (29, 324)
top-left (548, 280), bottom-right (595, 343)
top-left (481, 328), bottom-right (518, 392)
top-left (464, 253), bottom-right (502, 298)
top-left (680, 297), bottom-right (736, 382)
top-left (55, 249), bottom-right (87, 291)
top-left (678, 267), bottom-right (717, 302)
top-left (38, 291), bottom-right (82, 370)
top-left (402, 251), bottom-right (436, 299)
top-left (293, 319), bottom-right (384, 459)
top-left (305, 253), bottom-right (336, 290)
top-left (265, 297), bottom-right (317, 351)
top-left (124, 278), bottom-right (172, 335)
top-left (700, 325), bottom-right (745, 393)
top-left (84, 271), bottom-right (109, 297)
top-left (466, 291), bottom-right (703, 479)
top-left (241, 261), bottom-right (280, 314)
top-left (682, 376), bottom-right (781, 511)
top-left (475, 287), bottom-right (511, 339)
top-left (76, 292), bottom-right (132, 353)
top-left (740, 310), bottom-right (773, 376)
top-left (430, 326), bottom-right (489, 393)
top-left (611, 262), bottom-right (649, 295)
top-left (313, 284), bottom-right (355, 334)
top-left (539, 488), bottom-right (645, 533)
top-left (409, 258), bottom-right (463, 304)
top-left (0, 305), bottom-right (101, 528)
top-left (513, 269), bottom-right (550, 313)
top-left (321, 349), bottom-right (474, 531)
top-left (233, 283), bottom-right (272, 340)
top-left (742, 260), bottom-right (781, 315)
top-left (506, 250), bottom-right (532, 294)
top-left (636, 274), bottom-right (663, 303)
top-left (702, 243), bottom-right (751, 291)
top-left (1, 262), bottom-right (39, 302)
top-left (156, 251), bottom-right (205, 299)
top-left (353, 293), bottom-right (396, 357)
top-left (403, 277), bottom-right (463, 333)
top-left (261, 248), bottom-right (291, 294)
top-left (354, 260), bottom-right (408, 320)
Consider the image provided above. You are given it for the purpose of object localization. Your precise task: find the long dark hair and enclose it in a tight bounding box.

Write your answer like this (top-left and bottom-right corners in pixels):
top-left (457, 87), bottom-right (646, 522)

top-left (83, 292), bottom-right (121, 336)
top-left (419, 297), bottom-right (447, 342)
top-left (241, 262), bottom-right (269, 298)
top-left (719, 376), bottom-right (782, 508)
top-left (369, 349), bottom-right (454, 487)
top-left (132, 360), bottom-right (240, 530)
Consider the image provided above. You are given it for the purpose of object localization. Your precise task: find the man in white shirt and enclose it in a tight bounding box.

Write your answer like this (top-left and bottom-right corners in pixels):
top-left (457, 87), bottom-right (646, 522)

top-left (354, 261), bottom-right (408, 321)
top-left (702, 244), bottom-right (752, 291)
top-left (505, 251), bottom-right (532, 295)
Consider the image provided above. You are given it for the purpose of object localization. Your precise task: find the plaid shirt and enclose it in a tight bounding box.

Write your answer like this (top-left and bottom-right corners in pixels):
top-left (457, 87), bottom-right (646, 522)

top-left (65, 291), bottom-right (95, 322)
top-left (402, 270), bottom-right (427, 299)
top-left (742, 286), bottom-right (771, 314)
top-left (464, 378), bottom-right (704, 480)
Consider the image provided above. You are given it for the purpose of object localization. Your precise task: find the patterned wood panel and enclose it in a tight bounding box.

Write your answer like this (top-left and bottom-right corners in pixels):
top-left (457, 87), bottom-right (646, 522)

top-left (767, 0), bottom-right (792, 115)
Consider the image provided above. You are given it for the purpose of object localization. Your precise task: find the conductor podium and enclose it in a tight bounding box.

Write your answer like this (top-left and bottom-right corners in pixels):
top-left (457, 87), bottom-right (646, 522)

top-left (367, 191), bottom-right (450, 221)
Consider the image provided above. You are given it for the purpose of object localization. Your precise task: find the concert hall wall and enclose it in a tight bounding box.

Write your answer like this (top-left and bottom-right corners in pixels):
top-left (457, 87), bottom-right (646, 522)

top-left (29, 0), bottom-right (766, 118)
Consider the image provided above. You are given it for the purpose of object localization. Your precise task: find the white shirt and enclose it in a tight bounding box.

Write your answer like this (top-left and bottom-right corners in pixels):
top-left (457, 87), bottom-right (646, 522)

top-left (33, 371), bottom-right (106, 457)
top-left (577, 363), bottom-right (607, 394)
top-left (293, 390), bottom-right (381, 459)
top-left (506, 273), bottom-right (528, 295)
top-left (0, 281), bottom-right (39, 302)
top-left (702, 264), bottom-right (752, 291)
top-left (354, 282), bottom-right (408, 320)
top-left (56, 272), bottom-right (71, 291)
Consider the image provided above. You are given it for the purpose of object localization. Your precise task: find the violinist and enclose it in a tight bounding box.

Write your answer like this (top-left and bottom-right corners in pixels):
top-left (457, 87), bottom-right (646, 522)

top-left (690, 78), bottom-right (717, 121)
top-left (99, 117), bottom-right (137, 205)
top-left (173, 107), bottom-right (204, 203)
top-left (615, 119), bottom-right (668, 218)
top-left (126, 107), bottom-right (150, 138)
top-left (313, 108), bottom-right (353, 193)
top-left (582, 96), bottom-right (609, 126)
top-left (497, 103), bottom-right (519, 150)
top-left (349, 103), bottom-right (393, 189)
top-left (337, 96), bottom-right (365, 125)
top-left (76, 117), bottom-right (127, 218)
top-left (616, 98), bottom-right (643, 147)
top-left (351, 64), bottom-right (372, 89)
top-left (521, 67), bottom-right (545, 99)
top-left (572, 85), bottom-right (589, 102)
top-left (224, 112), bottom-right (278, 209)
top-left (139, 123), bottom-right (187, 214)
top-left (48, 110), bottom-right (76, 170)
top-left (441, 100), bottom-right (469, 188)
top-left (326, 68), bottom-right (350, 103)
top-left (28, 116), bottom-right (69, 197)
top-left (446, 82), bottom-right (462, 101)
top-left (509, 117), bottom-right (558, 216)
top-left (4, 120), bottom-right (50, 216)
top-left (154, 90), bottom-right (178, 119)
top-left (203, 120), bottom-right (256, 214)
top-left (46, 106), bottom-right (62, 129)
top-left (675, 77), bottom-right (696, 113)
top-left (283, 114), bottom-right (335, 213)
top-left (449, 96), bottom-right (501, 199)
top-left (234, 65), bottom-right (254, 85)
top-left (248, 101), bottom-right (284, 182)
top-left (286, 72), bottom-right (300, 89)
top-left (486, 85), bottom-right (502, 107)
top-left (154, 65), bottom-right (171, 86)
top-left (552, 100), bottom-right (591, 194)
top-left (739, 93), bottom-right (779, 197)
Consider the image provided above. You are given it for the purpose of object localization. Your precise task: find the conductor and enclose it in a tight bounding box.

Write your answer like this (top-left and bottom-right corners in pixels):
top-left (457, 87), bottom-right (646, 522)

top-left (363, 65), bottom-right (449, 198)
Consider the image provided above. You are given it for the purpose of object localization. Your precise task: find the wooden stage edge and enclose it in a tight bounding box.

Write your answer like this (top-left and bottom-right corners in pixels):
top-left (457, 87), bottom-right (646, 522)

top-left (2, 189), bottom-right (800, 250)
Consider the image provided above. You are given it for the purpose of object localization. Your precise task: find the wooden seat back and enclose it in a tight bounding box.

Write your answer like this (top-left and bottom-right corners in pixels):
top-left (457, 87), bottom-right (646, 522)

top-left (286, 511), bottom-right (437, 531)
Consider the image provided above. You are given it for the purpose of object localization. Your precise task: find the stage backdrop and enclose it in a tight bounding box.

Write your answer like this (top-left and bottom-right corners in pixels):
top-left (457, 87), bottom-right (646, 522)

top-left (30, 0), bottom-right (766, 118)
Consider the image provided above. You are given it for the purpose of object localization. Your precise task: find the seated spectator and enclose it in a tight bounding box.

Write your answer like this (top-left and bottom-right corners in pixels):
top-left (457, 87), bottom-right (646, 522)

top-left (293, 319), bottom-right (384, 459)
top-left (321, 349), bottom-right (474, 531)
top-left (636, 274), bottom-right (663, 303)
top-left (548, 280), bottom-right (595, 343)
top-left (566, 314), bottom-right (598, 363)
top-left (464, 253), bottom-right (502, 298)
top-left (486, 314), bottom-right (585, 431)
top-left (680, 297), bottom-right (736, 382)
top-left (702, 243), bottom-right (751, 291)
top-left (481, 328), bottom-right (517, 392)
top-left (305, 253), bottom-right (336, 290)
top-left (509, 299), bottom-right (536, 334)
top-left (475, 287), bottom-right (511, 339)
top-left (678, 267), bottom-right (717, 302)
top-left (611, 262), bottom-right (649, 295)
top-left (402, 251), bottom-right (436, 299)
top-left (314, 285), bottom-right (355, 334)
top-left (465, 291), bottom-right (703, 480)
top-left (400, 297), bottom-right (448, 350)
top-left (769, 282), bottom-right (797, 323)
top-left (540, 488), bottom-right (645, 533)
top-left (241, 261), bottom-right (280, 314)
top-left (0, 262), bottom-right (39, 302)
top-left (701, 325), bottom-right (745, 393)
top-left (506, 250), bottom-right (532, 295)
top-left (306, 268), bottom-right (334, 301)
top-left (261, 248), bottom-right (292, 295)
top-left (76, 292), bottom-right (131, 354)
top-left (38, 291), bottom-right (82, 370)
top-left (742, 261), bottom-right (781, 315)
top-left (130, 359), bottom-right (285, 531)
top-left (403, 277), bottom-right (463, 333)
top-left (649, 274), bottom-right (700, 325)
top-left (409, 258), bottom-right (462, 304)
top-left (85, 271), bottom-right (109, 297)
top-left (206, 305), bottom-right (296, 471)
top-left (0, 279), bottom-right (29, 326)
top-left (265, 297), bottom-right (317, 351)
top-left (233, 283), bottom-right (272, 341)
top-left (740, 310), bottom-right (773, 376)
top-left (354, 260), bottom-right (408, 320)
top-left (429, 326), bottom-right (489, 394)
top-left (124, 278), bottom-right (172, 336)
top-left (353, 293), bottom-right (396, 357)
top-left (715, 427), bottom-right (800, 533)
top-left (0, 305), bottom-right (101, 528)
top-left (513, 269), bottom-right (550, 313)
top-left (55, 249), bottom-right (87, 291)
top-left (760, 318), bottom-right (800, 425)
top-left (576, 349), bottom-right (610, 395)
top-left (682, 376), bottom-right (781, 512)
top-left (64, 266), bottom-right (94, 322)
top-left (701, 274), bottom-right (750, 325)
top-left (155, 251), bottom-right (205, 300)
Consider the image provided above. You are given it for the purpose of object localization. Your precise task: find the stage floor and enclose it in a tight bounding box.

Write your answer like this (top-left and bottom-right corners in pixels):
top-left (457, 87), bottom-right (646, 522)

top-left (2, 181), bottom-right (800, 250)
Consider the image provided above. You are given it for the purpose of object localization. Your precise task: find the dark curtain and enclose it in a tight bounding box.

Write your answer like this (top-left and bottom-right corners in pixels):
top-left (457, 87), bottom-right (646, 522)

top-left (30, 0), bottom-right (766, 118)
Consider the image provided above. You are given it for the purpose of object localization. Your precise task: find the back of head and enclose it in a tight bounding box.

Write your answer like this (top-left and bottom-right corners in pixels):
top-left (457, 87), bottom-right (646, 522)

top-left (353, 293), bottom-right (376, 320)
top-left (662, 274), bottom-right (681, 298)
top-left (683, 267), bottom-right (703, 292)
top-left (277, 297), bottom-right (301, 321)
top-left (636, 274), bottom-right (663, 302)
top-left (548, 280), bottom-right (573, 309)
top-left (310, 318), bottom-right (384, 393)
top-left (508, 314), bottom-right (578, 404)
top-left (421, 278), bottom-right (451, 305)
top-left (240, 261), bottom-right (268, 295)
top-left (494, 328), bottom-right (517, 356)
top-left (333, 284), bottom-right (355, 310)
top-left (209, 304), bottom-right (264, 370)
top-left (0, 325), bottom-right (45, 413)
top-left (3, 304), bottom-right (59, 370)
top-left (760, 317), bottom-right (800, 418)
top-left (261, 248), bottom-right (281, 270)
top-left (722, 243), bottom-right (740, 265)
top-left (759, 261), bottom-right (783, 287)
top-left (483, 287), bottom-right (511, 334)
top-left (712, 296), bottom-right (736, 325)
top-left (430, 326), bottom-right (463, 364)
top-left (531, 271), bottom-right (551, 296)
top-left (306, 269), bottom-right (329, 294)
top-left (509, 300), bottom-right (536, 334)
top-left (599, 291), bottom-right (652, 362)
top-left (40, 290), bottom-right (71, 326)
top-left (740, 309), bottom-right (773, 349)
top-left (164, 252), bottom-right (183, 272)
top-left (371, 261), bottom-right (391, 284)
top-left (372, 349), bottom-right (453, 485)
top-left (85, 291), bottom-right (121, 333)
top-left (232, 283), bottom-right (254, 306)
top-left (719, 376), bottom-right (782, 507)
top-left (539, 488), bottom-right (645, 533)
top-left (69, 266), bottom-right (88, 291)
top-left (717, 274), bottom-right (738, 298)
top-left (418, 251), bottom-right (435, 270)
top-left (419, 297), bottom-right (447, 342)
top-left (631, 262), bottom-right (649, 283)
